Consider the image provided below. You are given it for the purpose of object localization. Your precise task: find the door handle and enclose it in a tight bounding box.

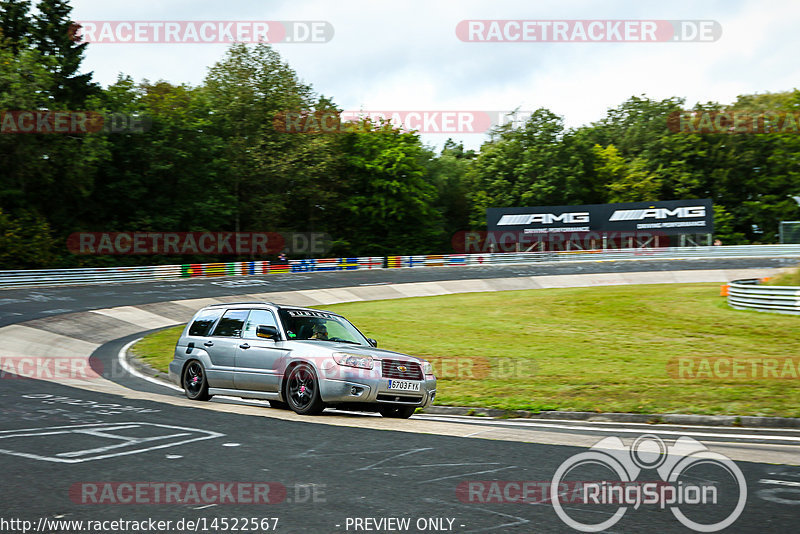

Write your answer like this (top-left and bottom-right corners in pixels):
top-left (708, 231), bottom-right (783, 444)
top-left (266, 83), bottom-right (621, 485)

top-left (239, 343), bottom-right (250, 349)
top-left (203, 341), bottom-right (214, 347)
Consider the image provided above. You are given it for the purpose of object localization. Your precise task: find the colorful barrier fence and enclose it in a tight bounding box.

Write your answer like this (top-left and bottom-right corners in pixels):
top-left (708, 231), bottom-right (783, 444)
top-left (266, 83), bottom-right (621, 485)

top-left (3, 247), bottom-right (800, 288)
top-left (179, 257), bottom-right (386, 278)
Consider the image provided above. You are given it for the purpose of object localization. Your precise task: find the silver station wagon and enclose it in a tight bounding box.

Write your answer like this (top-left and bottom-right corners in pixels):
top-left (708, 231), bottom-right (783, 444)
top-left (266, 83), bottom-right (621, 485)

top-left (169, 302), bottom-right (437, 418)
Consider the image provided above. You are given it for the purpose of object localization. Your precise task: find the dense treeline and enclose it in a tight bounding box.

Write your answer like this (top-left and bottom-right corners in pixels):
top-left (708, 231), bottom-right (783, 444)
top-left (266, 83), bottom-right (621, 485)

top-left (1, 0), bottom-right (799, 268)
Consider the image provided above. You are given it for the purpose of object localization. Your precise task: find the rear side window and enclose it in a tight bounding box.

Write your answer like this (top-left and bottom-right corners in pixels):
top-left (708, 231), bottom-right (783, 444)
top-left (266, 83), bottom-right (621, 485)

top-left (211, 309), bottom-right (250, 337)
top-left (188, 309), bottom-right (223, 337)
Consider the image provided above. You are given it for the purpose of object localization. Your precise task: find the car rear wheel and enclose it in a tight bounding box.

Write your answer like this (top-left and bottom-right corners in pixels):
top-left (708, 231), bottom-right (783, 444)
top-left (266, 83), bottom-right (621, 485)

top-left (183, 361), bottom-right (211, 401)
top-left (285, 363), bottom-right (325, 415)
top-left (379, 405), bottom-right (416, 419)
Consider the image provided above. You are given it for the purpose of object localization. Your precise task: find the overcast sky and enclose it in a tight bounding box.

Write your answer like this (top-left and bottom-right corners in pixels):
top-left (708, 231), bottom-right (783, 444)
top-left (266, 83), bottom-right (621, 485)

top-left (70, 0), bottom-right (800, 150)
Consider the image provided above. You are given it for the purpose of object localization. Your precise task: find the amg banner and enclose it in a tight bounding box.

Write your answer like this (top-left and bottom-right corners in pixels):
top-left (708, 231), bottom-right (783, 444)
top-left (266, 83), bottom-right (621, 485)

top-left (487, 199), bottom-right (713, 235)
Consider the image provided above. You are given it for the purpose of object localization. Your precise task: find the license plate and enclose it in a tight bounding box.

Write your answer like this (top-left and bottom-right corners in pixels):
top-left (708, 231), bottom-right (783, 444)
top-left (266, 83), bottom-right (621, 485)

top-left (387, 379), bottom-right (421, 392)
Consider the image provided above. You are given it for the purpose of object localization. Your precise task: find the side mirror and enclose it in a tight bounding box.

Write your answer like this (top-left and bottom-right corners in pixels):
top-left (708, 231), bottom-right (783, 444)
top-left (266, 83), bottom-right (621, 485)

top-left (256, 325), bottom-right (280, 340)
top-left (367, 338), bottom-right (378, 348)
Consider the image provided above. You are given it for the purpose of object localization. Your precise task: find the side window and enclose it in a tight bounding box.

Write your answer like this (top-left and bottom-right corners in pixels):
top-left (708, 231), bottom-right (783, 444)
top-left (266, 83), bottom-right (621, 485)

top-left (242, 309), bottom-right (278, 339)
top-left (187, 309), bottom-right (223, 337)
top-left (210, 309), bottom-right (250, 337)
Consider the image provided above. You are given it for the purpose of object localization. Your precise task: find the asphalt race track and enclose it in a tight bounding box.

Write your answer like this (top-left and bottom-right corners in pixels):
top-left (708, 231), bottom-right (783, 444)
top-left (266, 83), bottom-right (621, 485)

top-left (0, 256), bottom-right (797, 326)
top-left (2, 257), bottom-right (800, 533)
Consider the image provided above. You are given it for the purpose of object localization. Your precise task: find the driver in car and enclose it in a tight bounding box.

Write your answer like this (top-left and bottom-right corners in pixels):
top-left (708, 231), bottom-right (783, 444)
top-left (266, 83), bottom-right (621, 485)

top-left (310, 323), bottom-right (329, 340)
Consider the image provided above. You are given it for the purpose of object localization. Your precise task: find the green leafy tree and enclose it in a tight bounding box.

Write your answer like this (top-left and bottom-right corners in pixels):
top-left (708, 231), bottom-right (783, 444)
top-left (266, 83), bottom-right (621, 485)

top-left (83, 79), bottom-right (232, 238)
top-left (0, 0), bottom-right (32, 54)
top-left (425, 139), bottom-right (474, 245)
top-left (202, 43), bottom-right (319, 233)
top-left (0, 208), bottom-right (56, 268)
top-left (334, 119), bottom-right (443, 255)
top-left (31, 0), bottom-right (96, 106)
top-left (712, 205), bottom-right (747, 244)
top-left (467, 109), bottom-right (594, 226)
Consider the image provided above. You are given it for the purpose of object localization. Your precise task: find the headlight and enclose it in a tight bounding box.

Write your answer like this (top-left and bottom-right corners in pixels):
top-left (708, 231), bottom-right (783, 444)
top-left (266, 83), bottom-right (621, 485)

top-left (422, 361), bottom-right (434, 376)
top-left (333, 352), bottom-right (373, 370)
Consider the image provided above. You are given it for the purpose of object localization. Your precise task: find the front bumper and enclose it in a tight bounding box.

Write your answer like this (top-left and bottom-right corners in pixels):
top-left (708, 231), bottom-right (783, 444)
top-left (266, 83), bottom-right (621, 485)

top-left (317, 371), bottom-right (437, 407)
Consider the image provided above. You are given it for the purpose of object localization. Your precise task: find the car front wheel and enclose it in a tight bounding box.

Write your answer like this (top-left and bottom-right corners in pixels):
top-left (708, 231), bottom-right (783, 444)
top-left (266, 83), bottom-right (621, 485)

top-left (183, 361), bottom-right (211, 401)
top-left (285, 363), bottom-right (325, 415)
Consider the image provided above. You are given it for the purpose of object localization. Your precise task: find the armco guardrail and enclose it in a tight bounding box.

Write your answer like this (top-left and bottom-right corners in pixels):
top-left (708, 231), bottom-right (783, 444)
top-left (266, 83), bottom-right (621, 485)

top-left (0, 258), bottom-right (385, 289)
top-left (1, 245), bottom-right (799, 289)
top-left (727, 278), bottom-right (800, 315)
top-left (387, 245), bottom-right (800, 268)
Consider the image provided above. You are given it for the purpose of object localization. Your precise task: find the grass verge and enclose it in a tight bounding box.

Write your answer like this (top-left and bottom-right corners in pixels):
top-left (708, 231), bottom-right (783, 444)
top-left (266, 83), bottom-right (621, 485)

top-left (130, 325), bottom-right (184, 372)
top-left (132, 283), bottom-right (800, 417)
top-left (764, 264), bottom-right (800, 286)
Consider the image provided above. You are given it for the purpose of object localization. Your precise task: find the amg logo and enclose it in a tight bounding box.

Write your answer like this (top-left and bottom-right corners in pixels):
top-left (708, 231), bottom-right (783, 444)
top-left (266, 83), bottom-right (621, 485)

top-left (498, 212), bottom-right (590, 226)
top-left (609, 206), bottom-right (706, 221)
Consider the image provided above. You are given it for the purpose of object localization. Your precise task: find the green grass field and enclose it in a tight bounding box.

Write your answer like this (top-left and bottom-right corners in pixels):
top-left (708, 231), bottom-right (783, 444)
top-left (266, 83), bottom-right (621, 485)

top-left (764, 264), bottom-right (800, 286)
top-left (133, 283), bottom-right (800, 417)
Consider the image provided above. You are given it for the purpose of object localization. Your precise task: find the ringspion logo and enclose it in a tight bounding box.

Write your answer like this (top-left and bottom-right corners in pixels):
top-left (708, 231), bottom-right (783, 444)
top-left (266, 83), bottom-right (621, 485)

top-left (551, 434), bottom-right (746, 532)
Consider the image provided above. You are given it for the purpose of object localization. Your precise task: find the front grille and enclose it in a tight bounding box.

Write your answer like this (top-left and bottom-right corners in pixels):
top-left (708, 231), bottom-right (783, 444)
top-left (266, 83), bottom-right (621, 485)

top-left (381, 359), bottom-right (423, 380)
top-left (377, 394), bottom-right (423, 404)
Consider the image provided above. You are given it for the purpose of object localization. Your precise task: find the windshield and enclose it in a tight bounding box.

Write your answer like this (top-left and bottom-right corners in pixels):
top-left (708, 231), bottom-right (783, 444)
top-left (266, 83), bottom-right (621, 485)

top-left (278, 309), bottom-right (369, 346)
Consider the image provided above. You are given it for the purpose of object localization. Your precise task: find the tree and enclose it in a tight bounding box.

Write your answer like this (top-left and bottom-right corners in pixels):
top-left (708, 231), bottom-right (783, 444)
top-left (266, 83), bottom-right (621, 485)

top-left (425, 139), bottom-right (474, 245)
top-left (334, 119), bottom-right (443, 255)
top-left (83, 79), bottom-right (233, 237)
top-left (594, 145), bottom-right (662, 203)
top-left (31, 0), bottom-right (96, 106)
top-left (466, 109), bottom-right (593, 226)
top-left (0, 44), bottom-right (57, 215)
top-left (0, 208), bottom-right (56, 268)
top-left (202, 43), bottom-right (318, 233)
top-left (0, 0), bottom-right (32, 54)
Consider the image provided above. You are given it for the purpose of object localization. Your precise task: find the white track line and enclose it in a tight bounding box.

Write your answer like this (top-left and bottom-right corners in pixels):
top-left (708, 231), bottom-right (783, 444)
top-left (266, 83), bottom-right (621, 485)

top-left (416, 414), bottom-right (800, 432)
top-left (118, 340), bottom-right (800, 443)
top-left (119, 340), bottom-right (277, 405)
top-left (118, 338), bottom-right (183, 392)
top-left (412, 415), bottom-right (800, 443)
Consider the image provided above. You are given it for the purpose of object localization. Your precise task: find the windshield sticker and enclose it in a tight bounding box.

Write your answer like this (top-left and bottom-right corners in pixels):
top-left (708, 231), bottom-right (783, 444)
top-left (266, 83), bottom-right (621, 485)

top-left (287, 310), bottom-right (338, 320)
